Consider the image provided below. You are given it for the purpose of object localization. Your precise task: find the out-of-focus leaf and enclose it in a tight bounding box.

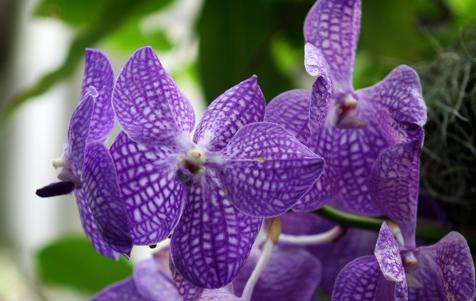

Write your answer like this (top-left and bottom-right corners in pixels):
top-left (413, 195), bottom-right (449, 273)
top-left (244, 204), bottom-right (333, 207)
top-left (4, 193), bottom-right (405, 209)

top-left (446, 0), bottom-right (476, 25)
top-left (0, 0), bottom-right (174, 123)
top-left (35, 0), bottom-right (108, 27)
top-left (197, 0), bottom-right (313, 103)
top-left (36, 235), bottom-right (132, 293)
top-left (355, 0), bottom-right (429, 88)
top-left (106, 20), bottom-right (174, 54)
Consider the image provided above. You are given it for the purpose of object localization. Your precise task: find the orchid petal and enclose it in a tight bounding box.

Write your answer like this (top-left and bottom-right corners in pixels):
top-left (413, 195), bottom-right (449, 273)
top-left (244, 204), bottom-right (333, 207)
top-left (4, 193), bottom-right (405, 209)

top-left (171, 175), bottom-right (262, 288)
top-left (370, 133), bottom-right (423, 248)
top-left (113, 47), bottom-right (194, 145)
top-left (233, 247), bottom-right (321, 301)
top-left (194, 75), bottom-right (265, 151)
top-left (110, 132), bottom-right (186, 245)
top-left (67, 92), bottom-right (95, 174)
top-left (304, 0), bottom-right (361, 89)
top-left (374, 223), bottom-right (405, 282)
top-left (82, 143), bottom-right (132, 256)
top-left (92, 278), bottom-right (146, 301)
top-left (82, 49), bottom-right (115, 143)
top-left (264, 89), bottom-right (311, 143)
top-left (220, 122), bottom-right (324, 217)
top-left (132, 259), bottom-right (181, 301)
top-left (170, 260), bottom-right (204, 301)
top-left (418, 232), bottom-right (476, 301)
top-left (75, 189), bottom-right (120, 260)
top-left (357, 65), bottom-right (427, 127)
top-left (407, 254), bottom-right (446, 300)
top-left (332, 255), bottom-right (381, 300)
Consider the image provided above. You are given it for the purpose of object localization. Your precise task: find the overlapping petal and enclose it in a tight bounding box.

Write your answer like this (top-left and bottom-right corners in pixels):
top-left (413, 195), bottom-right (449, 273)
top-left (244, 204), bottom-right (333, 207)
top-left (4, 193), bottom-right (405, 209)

top-left (219, 122), bottom-right (324, 217)
top-left (171, 175), bottom-right (262, 288)
top-left (74, 189), bottom-right (120, 260)
top-left (194, 75), bottom-right (265, 151)
top-left (370, 133), bottom-right (423, 248)
top-left (357, 65), bottom-right (427, 127)
top-left (92, 279), bottom-right (146, 301)
top-left (280, 213), bottom-right (376, 294)
top-left (233, 247), bottom-right (321, 301)
top-left (295, 119), bottom-right (395, 214)
top-left (407, 254), bottom-right (446, 300)
top-left (419, 232), bottom-right (476, 301)
top-left (264, 89), bottom-right (311, 143)
top-left (304, 0), bottom-right (361, 89)
top-left (67, 91), bottom-right (95, 174)
top-left (82, 49), bottom-right (115, 143)
top-left (133, 259), bottom-right (181, 301)
top-left (308, 73), bottom-right (333, 133)
top-left (374, 223), bottom-right (405, 282)
top-left (332, 255), bottom-right (381, 300)
top-left (113, 47), bottom-right (194, 145)
top-left (82, 143), bottom-right (132, 256)
top-left (110, 132), bottom-right (186, 245)
top-left (170, 261), bottom-right (204, 301)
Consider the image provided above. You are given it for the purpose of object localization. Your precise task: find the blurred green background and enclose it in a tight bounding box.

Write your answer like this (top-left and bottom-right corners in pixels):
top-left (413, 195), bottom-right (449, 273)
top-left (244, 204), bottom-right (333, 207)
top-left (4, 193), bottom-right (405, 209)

top-left (0, 0), bottom-right (475, 300)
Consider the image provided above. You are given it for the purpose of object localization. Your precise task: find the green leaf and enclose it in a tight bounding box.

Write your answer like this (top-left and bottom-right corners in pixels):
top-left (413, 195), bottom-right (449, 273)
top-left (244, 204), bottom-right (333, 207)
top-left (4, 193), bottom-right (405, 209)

top-left (35, 0), bottom-right (109, 27)
top-left (35, 235), bottom-right (132, 293)
top-left (105, 20), bottom-right (174, 54)
top-left (197, 0), bottom-right (313, 103)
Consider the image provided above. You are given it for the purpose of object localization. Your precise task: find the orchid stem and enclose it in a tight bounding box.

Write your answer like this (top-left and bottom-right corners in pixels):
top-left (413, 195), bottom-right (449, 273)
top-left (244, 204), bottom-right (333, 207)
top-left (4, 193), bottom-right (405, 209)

top-left (279, 226), bottom-right (343, 245)
top-left (241, 218), bottom-right (281, 301)
top-left (241, 238), bottom-right (274, 301)
top-left (314, 206), bottom-right (449, 243)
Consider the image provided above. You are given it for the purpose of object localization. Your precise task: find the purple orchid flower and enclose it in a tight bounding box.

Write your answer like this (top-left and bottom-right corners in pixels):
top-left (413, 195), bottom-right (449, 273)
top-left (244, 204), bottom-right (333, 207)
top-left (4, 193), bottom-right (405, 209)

top-left (109, 47), bottom-right (324, 288)
top-left (333, 222), bottom-right (476, 301)
top-left (264, 0), bottom-right (427, 215)
top-left (36, 50), bottom-right (132, 259)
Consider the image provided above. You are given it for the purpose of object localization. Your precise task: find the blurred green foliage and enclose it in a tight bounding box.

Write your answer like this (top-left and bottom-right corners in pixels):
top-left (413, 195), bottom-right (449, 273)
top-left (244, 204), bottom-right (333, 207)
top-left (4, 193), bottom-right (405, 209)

top-left (36, 236), bottom-right (132, 293)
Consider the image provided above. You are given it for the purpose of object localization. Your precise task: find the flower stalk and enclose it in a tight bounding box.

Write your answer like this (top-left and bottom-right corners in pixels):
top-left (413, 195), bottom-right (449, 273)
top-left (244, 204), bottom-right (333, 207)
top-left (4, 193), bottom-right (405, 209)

top-left (279, 226), bottom-right (343, 245)
top-left (241, 218), bottom-right (281, 301)
top-left (314, 206), bottom-right (450, 243)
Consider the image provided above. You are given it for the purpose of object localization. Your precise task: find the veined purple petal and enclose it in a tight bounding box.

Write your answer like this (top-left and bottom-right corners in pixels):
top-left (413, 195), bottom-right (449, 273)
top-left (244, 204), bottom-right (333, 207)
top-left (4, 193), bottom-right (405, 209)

top-left (171, 175), bottom-right (262, 288)
top-left (374, 223), bottom-right (405, 282)
top-left (194, 75), bottom-right (265, 151)
top-left (407, 253), bottom-right (446, 300)
top-left (220, 122), bottom-right (324, 217)
top-left (370, 133), bottom-right (423, 249)
top-left (309, 73), bottom-right (333, 133)
top-left (67, 92), bottom-right (95, 174)
top-left (264, 89), bottom-right (311, 144)
top-left (199, 288), bottom-right (241, 301)
top-left (82, 49), bottom-right (115, 143)
top-left (332, 255), bottom-right (381, 301)
top-left (418, 232), bottom-right (476, 301)
top-left (298, 96), bottom-right (409, 215)
top-left (82, 143), bottom-right (132, 256)
top-left (132, 259), bottom-right (181, 301)
top-left (233, 247), bottom-right (321, 301)
top-left (170, 260), bottom-right (204, 301)
top-left (92, 278), bottom-right (146, 301)
top-left (74, 189), bottom-right (120, 260)
top-left (304, 0), bottom-right (361, 89)
top-left (113, 47), bottom-right (194, 145)
top-left (357, 65), bottom-right (427, 127)
top-left (110, 132), bottom-right (186, 245)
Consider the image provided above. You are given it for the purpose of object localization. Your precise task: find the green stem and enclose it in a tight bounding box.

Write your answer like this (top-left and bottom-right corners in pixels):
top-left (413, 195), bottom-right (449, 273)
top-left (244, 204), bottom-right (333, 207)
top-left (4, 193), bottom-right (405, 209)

top-left (314, 206), bottom-right (449, 243)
